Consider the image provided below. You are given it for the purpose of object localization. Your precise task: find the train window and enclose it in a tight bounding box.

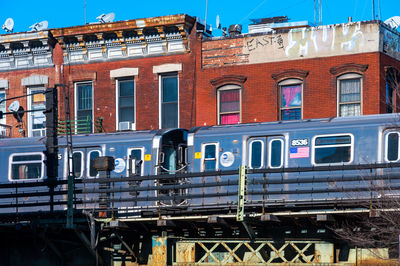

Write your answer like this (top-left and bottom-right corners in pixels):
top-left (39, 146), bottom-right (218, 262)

top-left (386, 132), bottom-right (399, 162)
top-left (72, 152), bottom-right (83, 178)
top-left (249, 140), bottom-right (263, 169)
top-left (202, 143), bottom-right (218, 171)
top-left (9, 153), bottom-right (44, 181)
top-left (88, 150), bottom-right (101, 177)
top-left (313, 135), bottom-right (353, 165)
top-left (269, 139), bottom-right (283, 168)
top-left (128, 148), bottom-right (143, 176)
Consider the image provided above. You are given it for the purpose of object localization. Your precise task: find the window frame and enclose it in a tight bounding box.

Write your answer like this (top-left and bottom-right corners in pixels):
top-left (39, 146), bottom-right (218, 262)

top-left (312, 133), bottom-right (354, 166)
top-left (159, 73), bottom-right (179, 129)
top-left (248, 139), bottom-right (264, 169)
top-left (337, 73), bottom-right (363, 117)
top-left (201, 142), bottom-right (219, 172)
top-left (115, 77), bottom-right (136, 131)
top-left (385, 131), bottom-right (400, 162)
top-left (279, 78), bottom-right (303, 121)
top-left (127, 147), bottom-right (144, 176)
top-left (8, 152), bottom-right (45, 182)
top-left (217, 84), bottom-right (242, 125)
top-left (268, 138), bottom-right (284, 169)
top-left (27, 86), bottom-right (46, 137)
top-left (87, 150), bottom-right (102, 178)
top-left (74, 81), bottom-right (94, 133)
top-left (0, 88), bottom-right (6, 136)
top-left (71, 151), bottom-right (84, 178)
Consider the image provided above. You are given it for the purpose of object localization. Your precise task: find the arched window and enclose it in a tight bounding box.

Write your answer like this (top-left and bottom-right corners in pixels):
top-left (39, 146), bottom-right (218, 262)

top-left (279, 78), bottom-right (302, 120)
top-left (217, 84), bottom-right (241, 125)
top-left (337, 73), bottom-right (362, 117)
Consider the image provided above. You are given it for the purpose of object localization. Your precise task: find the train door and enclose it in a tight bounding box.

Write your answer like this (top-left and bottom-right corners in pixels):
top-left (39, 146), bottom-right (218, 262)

top-left (70, 146), bottom-right (103, 209)
top-left (247, 137), bottom-right (284, 169)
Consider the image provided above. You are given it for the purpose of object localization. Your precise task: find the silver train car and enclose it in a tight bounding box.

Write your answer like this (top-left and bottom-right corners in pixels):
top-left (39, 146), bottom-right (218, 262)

top-left (185, 113), bottom-right (400, 210)
top-left (0, 128), bottom-right (187, 212)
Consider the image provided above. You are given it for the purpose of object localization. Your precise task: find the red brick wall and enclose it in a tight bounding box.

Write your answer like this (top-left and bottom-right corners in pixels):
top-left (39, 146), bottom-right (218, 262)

top-left (197, 39), bottom-right (384, 126)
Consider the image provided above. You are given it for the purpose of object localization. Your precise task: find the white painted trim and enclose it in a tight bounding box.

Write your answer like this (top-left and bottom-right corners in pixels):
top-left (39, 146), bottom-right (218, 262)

top-left (8, 152), bottom-right (45, 182)
top-left (127, 147), bottom-right (145, 176)
top-left (27, 86), bottom-right (46, 137)
top-left (21, 75), bottom-right (48, 86)
top-left (201, 142), bottom-right (219, 172)
top-left (153, 63), bottom-right (182, 74)
top-left (311, 133), bottom-right (354, 166)
top-left (278, 78), bottom-right (303, 120)
top-left (74, 81), bottom-right (94, 134)
top-left (337, 73), bottom-right (363, 117)
top-left (87, 150), bottom-right (102, 178)
top-left (110, 68), bottom-right (139, 78)
top-left (268, 138), bottom-right (284, 169)
top-left (217, 84), bottom-right (242, 125)
top-left (384, 131), bottom-right (400, 162)
top-left (71, 151), bottom-right (84, 178)
top-left (159, 74), bottom-right (179, 129)
top-left (248, 139), bottom-right (265, 169)
top-left (115, 78), bottom-right (136, 131)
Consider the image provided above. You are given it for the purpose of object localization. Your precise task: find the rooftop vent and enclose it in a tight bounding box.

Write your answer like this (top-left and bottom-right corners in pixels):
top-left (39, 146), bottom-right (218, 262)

top-left (228, 24), bottom-right (242, 36)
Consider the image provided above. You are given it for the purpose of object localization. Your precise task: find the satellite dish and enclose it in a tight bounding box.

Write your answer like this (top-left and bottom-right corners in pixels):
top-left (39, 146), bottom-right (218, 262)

top-left (216, 15), bottom-right (221, 29)
top-left (2, 18), bottom-right (14, 33)
top-left (8, 100), bottom-right (20, 113)
top-left (384, 16), bottom-right (400, 30)
top-left (96, 12), bottom-right (115, 23)
top-left (29, 21), bottom-right (49, 31)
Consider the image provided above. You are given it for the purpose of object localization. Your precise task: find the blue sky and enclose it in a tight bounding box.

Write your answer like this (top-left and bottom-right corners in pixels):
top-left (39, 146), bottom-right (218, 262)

top-left (1, 0), bottom-right (399, 34)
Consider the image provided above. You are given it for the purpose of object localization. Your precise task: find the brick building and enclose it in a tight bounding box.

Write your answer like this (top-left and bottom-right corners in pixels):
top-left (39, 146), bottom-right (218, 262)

top-left (0, 15), bottom-right (400, 138)
top-left (197, 20), bottom-right (400, 126)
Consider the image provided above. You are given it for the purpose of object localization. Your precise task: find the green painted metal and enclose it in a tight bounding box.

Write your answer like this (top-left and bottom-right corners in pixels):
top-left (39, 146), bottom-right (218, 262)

top-left (58, 116), bottom-right (91, 134)
top-left (236, 165), bottom-right (246, 222)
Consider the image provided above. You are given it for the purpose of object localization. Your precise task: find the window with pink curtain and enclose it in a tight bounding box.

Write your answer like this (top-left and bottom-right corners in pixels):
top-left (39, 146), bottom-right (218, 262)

top-left (280, 84), bottom-right (301, 120)
top-left (219, 89), bottom-right (240, 125)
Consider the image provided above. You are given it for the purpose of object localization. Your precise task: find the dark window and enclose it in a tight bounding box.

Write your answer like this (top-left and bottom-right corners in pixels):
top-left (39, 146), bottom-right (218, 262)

top-left (387, 133), bottom-right (399, 161)
top-left (203, 144), bottom-right (217, 171)
top-left (89, 151), bottom-right (101, 177)
top-left (118, 79), bottom-right (135, 124)
top-left (10, 154), bottom-right (43, 180)
top-left (280, 84), bottom-right (301, 120)
top-left (161, 75), bottom-right (178, 128)
top-left (314, 135), bottom-right (352, 164)
top-left (72, 152), bottom-right (83, 178)
top-left (250, 141), bottom-right (262, 168)
top-left (76, 82), bottom-right (93, 133)
top-left (270, 140), bottom-right (283, 168)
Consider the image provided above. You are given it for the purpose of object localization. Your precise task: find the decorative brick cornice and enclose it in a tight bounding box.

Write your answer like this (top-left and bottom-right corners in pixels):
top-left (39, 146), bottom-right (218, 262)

top-left (271, 69), bottom-right (309, 82)
top-left (210, 75), bottom-right (247, 87)
top-left (329, 63), bottom-right (368, 76)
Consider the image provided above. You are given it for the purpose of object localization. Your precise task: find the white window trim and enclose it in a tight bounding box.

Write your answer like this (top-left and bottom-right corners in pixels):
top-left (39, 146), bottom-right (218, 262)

top-left (87, 150), bottom-right (102, 178)
top-left (311, 133), bottom-right (354, 166)
top-left (27, 86), bottom-right (46, 137)
top-left (0, 88), bottom-right (6, 127)
top-left (201, 142), bottom-right (219, 172)
top-left (8, 152), bottom-right (45, 182)
top-left (248, 139), bottom-right (264, 169)
top-left (71, 151), bottom-right (84, 178)
top-left (74, 81), bottom-right (94, 134)
top-left (279, 78), bottom-right (303, 120)
top-left (385, 131), bottom-right (400, 162)
top-left (337, 73), bottom-right (363, 117)
top-left (127, 147), bottom-right (145, 176)
top-left (115, 78), bottom-right (136, 131)
top-left (158, 73), bottom-right (179, 129)
top-left (217, 84), bottom-right (242, 125)
top-left (268, 138), bottom-right (284, 169)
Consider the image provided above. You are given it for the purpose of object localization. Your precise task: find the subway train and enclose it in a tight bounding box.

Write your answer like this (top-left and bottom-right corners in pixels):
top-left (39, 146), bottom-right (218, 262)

top-left (0, 113), bottom-right (400, 215)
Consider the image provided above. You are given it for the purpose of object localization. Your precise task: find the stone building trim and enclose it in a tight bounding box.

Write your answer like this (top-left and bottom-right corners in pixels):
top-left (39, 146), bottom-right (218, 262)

top-left (68, 71), bottom-right (97, 82)
top-left (329, 63), bottom-right (368, 76)
top-left (0, 79), bottom-right (8, 89)
top-left (21, 75), bottom-right (49, 86)
top-left (110, 68), bottom-right (139, 78)
top-left (271, 69), bottom-right (309, 82)
top-left (153, 63), bottom-right (182, 74)
top-left (210, 75), bottom-right (247, 88)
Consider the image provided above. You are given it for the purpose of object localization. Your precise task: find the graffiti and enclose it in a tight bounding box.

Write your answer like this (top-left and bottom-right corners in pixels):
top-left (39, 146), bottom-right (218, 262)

top-left (383, 28), bottom-right (400, 59)
top-left (246, 34), bottom-right (284, 51)
top-left (285, 23), bottom-right (365, 57)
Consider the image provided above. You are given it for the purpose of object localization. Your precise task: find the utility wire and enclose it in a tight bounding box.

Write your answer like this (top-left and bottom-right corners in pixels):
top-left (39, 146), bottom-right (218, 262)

top-left (239, 0), bottom-right (269, 24)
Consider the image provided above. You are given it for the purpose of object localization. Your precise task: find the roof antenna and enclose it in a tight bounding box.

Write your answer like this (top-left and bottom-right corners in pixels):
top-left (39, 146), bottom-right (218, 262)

top-left (204, 0), bottom-right (208, 27)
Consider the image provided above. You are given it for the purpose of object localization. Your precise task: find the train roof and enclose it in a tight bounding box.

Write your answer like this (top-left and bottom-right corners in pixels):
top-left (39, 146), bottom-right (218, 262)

top-left (0, 128), bottom-right (186, 148)
top-left (189, 114), bottom-right (400, 136)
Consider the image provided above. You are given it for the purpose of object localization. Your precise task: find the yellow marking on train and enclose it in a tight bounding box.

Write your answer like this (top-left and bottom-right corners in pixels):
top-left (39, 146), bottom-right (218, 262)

top-left (195, 152), bottom-right (201, 159)
top-left (145, 154), bottom-right (151, 161)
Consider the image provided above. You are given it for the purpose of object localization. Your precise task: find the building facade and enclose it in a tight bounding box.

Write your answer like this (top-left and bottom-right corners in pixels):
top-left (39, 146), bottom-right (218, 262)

top-left (0, 16), bottom-right (399, 138)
